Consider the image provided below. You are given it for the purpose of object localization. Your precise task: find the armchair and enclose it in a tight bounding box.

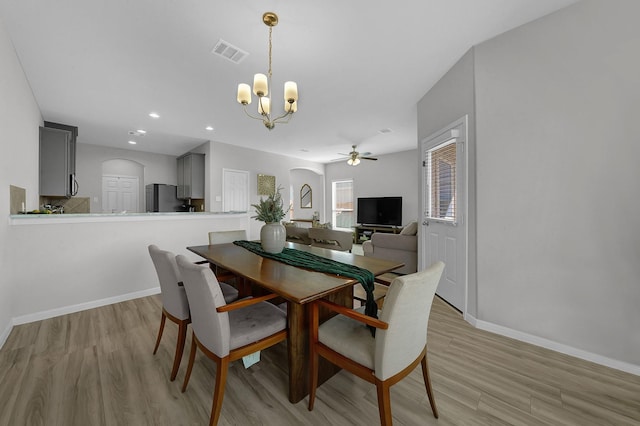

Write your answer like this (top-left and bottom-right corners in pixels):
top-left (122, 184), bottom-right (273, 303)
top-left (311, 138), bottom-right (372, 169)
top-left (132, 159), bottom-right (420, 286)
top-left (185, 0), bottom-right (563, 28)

top-left (308, 262), bottom-right (445, 425)
top-left (362, 223), bottom-right (417, 274)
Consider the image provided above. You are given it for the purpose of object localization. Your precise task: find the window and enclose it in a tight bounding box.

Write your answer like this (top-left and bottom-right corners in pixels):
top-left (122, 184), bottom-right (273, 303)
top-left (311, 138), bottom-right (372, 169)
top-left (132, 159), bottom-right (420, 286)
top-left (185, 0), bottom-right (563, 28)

top-left (427, 141), bottom-right (456, 222)
top-left (332, 179), bottom-right (354, 229)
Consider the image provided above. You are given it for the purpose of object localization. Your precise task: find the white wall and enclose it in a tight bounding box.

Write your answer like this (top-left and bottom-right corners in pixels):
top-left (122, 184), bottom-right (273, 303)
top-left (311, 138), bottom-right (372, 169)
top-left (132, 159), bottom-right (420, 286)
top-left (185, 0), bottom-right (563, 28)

top-left (417, 0), bottom-right (639, 371)
top-left (324, 150), bottom-right (420, 228)
top-left (0, 16), bottom-right (42, 344)
top-left (8, 214), bottom-right (249, 321)
top-left (76, 143), bottom-right (178, 212)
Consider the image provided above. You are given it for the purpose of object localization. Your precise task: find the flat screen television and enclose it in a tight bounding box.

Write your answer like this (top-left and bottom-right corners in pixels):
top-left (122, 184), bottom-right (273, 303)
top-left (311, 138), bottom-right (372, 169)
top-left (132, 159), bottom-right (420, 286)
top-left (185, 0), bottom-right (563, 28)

top-left (357, 197), bottom-right (402, 226)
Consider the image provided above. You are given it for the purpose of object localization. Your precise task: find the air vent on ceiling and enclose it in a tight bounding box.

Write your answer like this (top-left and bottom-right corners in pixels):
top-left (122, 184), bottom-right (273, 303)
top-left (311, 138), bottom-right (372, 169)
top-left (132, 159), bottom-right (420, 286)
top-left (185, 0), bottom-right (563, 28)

top-left (211, 39), bottom-right (249, 64)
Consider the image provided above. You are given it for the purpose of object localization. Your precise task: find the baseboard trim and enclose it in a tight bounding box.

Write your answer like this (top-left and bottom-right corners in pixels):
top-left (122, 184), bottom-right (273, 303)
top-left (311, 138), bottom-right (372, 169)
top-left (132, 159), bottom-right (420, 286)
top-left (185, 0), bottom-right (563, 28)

top-left (0, 320), bottom-right (13, 351)
top-left (465, 314), bottom-right (640, 377)
top-left (12, 287), bottom-right (161, 326)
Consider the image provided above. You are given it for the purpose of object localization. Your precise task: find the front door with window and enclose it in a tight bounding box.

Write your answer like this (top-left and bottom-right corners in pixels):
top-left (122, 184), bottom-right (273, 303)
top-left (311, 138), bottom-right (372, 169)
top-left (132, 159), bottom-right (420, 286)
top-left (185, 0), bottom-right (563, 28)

top-left (420, 116), bottom-right (467, 312)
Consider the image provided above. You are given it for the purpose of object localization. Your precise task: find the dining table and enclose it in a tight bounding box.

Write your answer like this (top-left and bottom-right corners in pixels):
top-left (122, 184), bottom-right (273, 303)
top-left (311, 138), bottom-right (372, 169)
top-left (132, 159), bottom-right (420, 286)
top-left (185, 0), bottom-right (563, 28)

top-left (187, 241), bottom-right (404, 403)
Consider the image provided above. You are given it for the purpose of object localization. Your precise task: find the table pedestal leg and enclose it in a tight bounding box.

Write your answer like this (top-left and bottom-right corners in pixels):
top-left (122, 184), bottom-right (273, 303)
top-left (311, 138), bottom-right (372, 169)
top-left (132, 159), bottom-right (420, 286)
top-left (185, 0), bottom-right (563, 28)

top-left (286, 287), bottom-right (351, 403)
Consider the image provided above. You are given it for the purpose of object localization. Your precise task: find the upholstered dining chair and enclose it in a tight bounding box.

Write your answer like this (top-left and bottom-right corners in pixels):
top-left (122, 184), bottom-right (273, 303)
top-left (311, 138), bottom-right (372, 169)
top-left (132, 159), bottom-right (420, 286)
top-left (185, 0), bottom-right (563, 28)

top-left (208, 229), bottom-right (247, 244)
top-left (308, 261), bottom-right (445, 426)
top-left (206, 229), bottom-right (247, 289)
top-left (148, 245), bottom-right (239, 381)
top-left (176, 255), bottom-right (288, 426)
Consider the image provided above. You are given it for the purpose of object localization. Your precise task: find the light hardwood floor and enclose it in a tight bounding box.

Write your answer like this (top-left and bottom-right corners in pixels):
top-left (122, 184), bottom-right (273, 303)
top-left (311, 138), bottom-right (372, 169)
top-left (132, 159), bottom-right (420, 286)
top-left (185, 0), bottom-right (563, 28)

top-left (1, 295), bottom-right (639, 425)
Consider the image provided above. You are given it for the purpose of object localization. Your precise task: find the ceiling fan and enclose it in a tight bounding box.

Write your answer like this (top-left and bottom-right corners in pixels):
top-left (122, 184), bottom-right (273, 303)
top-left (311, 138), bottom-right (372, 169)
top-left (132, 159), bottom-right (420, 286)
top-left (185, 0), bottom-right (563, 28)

top-left (339, 145), bottom-right (378, 166)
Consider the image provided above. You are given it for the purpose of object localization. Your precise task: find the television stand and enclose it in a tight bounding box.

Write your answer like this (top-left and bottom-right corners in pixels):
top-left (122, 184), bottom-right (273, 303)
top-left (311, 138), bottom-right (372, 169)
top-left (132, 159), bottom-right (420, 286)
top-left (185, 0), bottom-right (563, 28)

top-left (354, 224), bottom-right (401, 244)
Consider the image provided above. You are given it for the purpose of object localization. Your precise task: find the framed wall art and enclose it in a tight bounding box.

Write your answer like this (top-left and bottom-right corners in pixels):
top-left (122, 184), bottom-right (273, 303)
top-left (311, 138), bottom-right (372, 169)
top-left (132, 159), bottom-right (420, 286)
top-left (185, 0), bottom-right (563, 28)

top-left (257, 174), bottom-right (276, 195)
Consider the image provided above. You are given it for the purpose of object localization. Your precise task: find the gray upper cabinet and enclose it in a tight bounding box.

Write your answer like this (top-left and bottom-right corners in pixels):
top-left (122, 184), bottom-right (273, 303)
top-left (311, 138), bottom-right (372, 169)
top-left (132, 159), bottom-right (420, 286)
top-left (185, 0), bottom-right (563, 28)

top-left (177, 153), bottom-right (205, 200)
top-left (39, 123), bottom-right (78, 197)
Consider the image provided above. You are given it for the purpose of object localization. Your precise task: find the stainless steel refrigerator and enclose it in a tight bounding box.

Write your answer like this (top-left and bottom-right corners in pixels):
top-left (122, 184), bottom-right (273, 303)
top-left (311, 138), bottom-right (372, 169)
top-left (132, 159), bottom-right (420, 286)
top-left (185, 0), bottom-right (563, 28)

top-left (145, 184), bottom-right (183, 212)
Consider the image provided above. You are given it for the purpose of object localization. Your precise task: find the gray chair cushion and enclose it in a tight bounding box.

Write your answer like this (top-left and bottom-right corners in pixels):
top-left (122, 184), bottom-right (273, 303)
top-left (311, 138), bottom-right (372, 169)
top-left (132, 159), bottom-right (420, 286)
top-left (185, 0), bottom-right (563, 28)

top-left (229, 302), bottom-right (287, 350)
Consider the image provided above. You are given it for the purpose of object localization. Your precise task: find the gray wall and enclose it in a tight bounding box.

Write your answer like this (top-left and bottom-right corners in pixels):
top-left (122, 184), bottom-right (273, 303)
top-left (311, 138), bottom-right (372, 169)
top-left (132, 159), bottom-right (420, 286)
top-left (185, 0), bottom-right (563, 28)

top-left (325, 149), bottom-right (420, 228)
top-left (207, 141), bottom-right (325, 239)
top-left (76, 143), bottom-right (178, 213)
top-left (290, 168), bottom-right (324, 221)
top-left (0, 15), bottom-right (42, 341)
top-left (418, 0), bottom-right (639, 368)
top-left (417, 48), bottom-right (477, 317)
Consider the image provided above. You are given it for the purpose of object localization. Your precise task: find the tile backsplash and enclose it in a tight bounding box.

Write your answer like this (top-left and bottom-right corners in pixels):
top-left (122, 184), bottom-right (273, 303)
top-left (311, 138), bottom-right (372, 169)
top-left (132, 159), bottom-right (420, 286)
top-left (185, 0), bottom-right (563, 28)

top-left (39, 196), bottom-right (90, 213)
top-left (9, 185), bottom-right (26, 214)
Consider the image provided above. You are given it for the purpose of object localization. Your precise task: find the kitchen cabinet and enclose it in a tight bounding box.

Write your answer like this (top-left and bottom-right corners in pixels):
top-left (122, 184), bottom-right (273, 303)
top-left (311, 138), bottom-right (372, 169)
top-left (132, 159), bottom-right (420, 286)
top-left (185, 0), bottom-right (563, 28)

top-left (177, 153), bottom-right (205, 200)
top-left (39, 123), bottom-right (78, 197)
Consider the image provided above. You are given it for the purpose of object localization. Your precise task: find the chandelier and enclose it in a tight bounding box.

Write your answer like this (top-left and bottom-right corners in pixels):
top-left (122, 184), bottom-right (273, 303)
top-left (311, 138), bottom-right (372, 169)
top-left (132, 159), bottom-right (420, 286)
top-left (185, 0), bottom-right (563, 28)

top-left (236, 12), bottom-right (298, 130)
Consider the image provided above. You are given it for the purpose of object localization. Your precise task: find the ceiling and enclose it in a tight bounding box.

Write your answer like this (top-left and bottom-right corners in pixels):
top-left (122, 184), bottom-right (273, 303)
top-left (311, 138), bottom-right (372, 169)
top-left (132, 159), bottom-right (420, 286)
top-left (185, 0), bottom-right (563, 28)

top-left (0, 0), bottom-right (578, 163)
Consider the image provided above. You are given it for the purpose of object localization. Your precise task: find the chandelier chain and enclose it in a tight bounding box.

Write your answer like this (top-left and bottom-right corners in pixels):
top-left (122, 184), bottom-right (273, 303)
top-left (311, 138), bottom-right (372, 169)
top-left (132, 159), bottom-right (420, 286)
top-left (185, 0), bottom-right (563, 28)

top-left (268, 26), bottom-right (273, 80)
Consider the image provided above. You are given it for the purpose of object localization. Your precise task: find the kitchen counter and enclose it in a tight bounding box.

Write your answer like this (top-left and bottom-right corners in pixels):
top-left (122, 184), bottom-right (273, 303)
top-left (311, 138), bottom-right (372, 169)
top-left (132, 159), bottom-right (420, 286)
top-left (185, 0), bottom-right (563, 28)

top-left (9, 211), bottom-right (248, 225)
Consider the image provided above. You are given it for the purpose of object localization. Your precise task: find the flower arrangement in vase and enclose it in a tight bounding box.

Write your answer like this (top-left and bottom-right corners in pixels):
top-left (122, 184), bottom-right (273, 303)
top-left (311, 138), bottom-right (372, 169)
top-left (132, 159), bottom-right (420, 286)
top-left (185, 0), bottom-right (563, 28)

top-left (252, 185), bottom-right (288, 253)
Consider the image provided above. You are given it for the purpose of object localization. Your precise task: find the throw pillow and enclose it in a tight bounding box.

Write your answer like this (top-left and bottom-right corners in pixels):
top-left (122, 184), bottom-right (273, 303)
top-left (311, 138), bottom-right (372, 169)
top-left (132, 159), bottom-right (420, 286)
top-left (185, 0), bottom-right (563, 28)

top-left (400, 221), bottom-right (418, 236)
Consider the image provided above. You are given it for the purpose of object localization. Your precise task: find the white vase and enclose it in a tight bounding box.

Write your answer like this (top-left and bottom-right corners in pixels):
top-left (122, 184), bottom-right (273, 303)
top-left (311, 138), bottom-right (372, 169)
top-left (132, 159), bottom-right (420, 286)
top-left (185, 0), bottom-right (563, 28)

top-left (260, 222), bottom-right (286, 254)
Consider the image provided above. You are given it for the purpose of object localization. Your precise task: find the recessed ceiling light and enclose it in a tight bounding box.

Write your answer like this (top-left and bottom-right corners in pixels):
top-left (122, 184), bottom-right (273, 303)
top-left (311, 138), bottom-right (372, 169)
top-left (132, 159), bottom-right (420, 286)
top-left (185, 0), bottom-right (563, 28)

top-left (149, 112), bottom-right (160, 119)
top-left (205, 126), bottom-right (214, 131)
top-left (128, 140), bottom-right (137, 145)
top-left (136, 129), bottom-right (147, 134)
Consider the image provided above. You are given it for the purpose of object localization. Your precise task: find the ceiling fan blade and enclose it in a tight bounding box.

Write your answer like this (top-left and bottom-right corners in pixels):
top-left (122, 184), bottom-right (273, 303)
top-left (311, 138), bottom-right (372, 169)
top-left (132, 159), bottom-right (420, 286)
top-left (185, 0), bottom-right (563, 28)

top-left (361, 156), bottom-right (378, 161)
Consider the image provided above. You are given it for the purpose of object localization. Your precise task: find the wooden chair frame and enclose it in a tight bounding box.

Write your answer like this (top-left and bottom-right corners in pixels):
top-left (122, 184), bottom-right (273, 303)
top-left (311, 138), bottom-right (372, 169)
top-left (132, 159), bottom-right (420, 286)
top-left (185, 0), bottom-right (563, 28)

top-left (308, 299), bottom-right (438, 425)
top-left (152, 305), bottom-right (190, 382)
top-left (182, 293), bottom-right (288, 426)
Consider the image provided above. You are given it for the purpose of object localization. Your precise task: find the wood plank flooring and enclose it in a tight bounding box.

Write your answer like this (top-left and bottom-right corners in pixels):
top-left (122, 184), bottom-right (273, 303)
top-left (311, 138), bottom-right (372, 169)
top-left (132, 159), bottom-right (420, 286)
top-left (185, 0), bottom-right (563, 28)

top-left (1, 295), bottom-right (639, 425)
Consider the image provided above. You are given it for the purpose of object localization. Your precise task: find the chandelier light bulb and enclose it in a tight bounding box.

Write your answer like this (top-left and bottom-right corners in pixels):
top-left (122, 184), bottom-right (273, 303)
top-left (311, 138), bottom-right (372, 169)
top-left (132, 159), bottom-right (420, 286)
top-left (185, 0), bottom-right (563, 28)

top-left (284, 81), bottom-right (298, 102)
top-left (258, 97), bottom-right (271, 115)
top-left (237, 83), bottom-right (251, 104)
top-left (253, 74), bottom-right (268, 97)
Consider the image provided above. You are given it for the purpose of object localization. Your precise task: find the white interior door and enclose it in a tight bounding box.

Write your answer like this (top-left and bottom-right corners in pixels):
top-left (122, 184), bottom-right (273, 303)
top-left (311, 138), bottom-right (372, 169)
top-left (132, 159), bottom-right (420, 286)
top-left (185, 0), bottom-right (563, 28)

top-left (420, 117), bottom-right (467, 312)
top-left (222, 169), bottom-right (249, 212)
top-left (102, 175), bottom-right (139, 213)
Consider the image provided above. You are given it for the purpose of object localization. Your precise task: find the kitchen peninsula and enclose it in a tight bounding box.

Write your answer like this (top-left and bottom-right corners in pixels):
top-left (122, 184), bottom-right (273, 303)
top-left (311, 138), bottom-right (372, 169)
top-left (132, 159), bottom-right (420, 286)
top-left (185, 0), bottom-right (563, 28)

top-left (8, 212), bottom-right (249, 324)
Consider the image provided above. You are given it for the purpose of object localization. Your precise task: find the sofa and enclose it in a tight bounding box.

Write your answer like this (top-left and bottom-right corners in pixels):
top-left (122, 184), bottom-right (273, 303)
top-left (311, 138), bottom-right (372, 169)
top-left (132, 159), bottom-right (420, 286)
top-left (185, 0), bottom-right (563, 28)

top-left (308, 227), bottom-right (353, 252)
top-left (285, 224), bottom-right (354, 252)
top-left (362, 222), bottom-right (418, 274)
top-left (285, 225), bottom-right (312, 245)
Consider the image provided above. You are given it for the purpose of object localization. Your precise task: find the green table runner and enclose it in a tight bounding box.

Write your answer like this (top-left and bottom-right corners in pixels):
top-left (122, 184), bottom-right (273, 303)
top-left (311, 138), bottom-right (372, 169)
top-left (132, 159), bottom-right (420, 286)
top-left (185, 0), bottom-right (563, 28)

top-left (234, 240), bottom-right (378, 333)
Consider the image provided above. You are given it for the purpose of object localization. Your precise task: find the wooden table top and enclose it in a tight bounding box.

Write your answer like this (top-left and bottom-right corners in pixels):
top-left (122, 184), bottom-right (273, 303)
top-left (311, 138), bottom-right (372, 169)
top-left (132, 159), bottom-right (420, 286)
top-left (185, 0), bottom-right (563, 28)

top-left (187, 242), bottom-right (403, 304)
